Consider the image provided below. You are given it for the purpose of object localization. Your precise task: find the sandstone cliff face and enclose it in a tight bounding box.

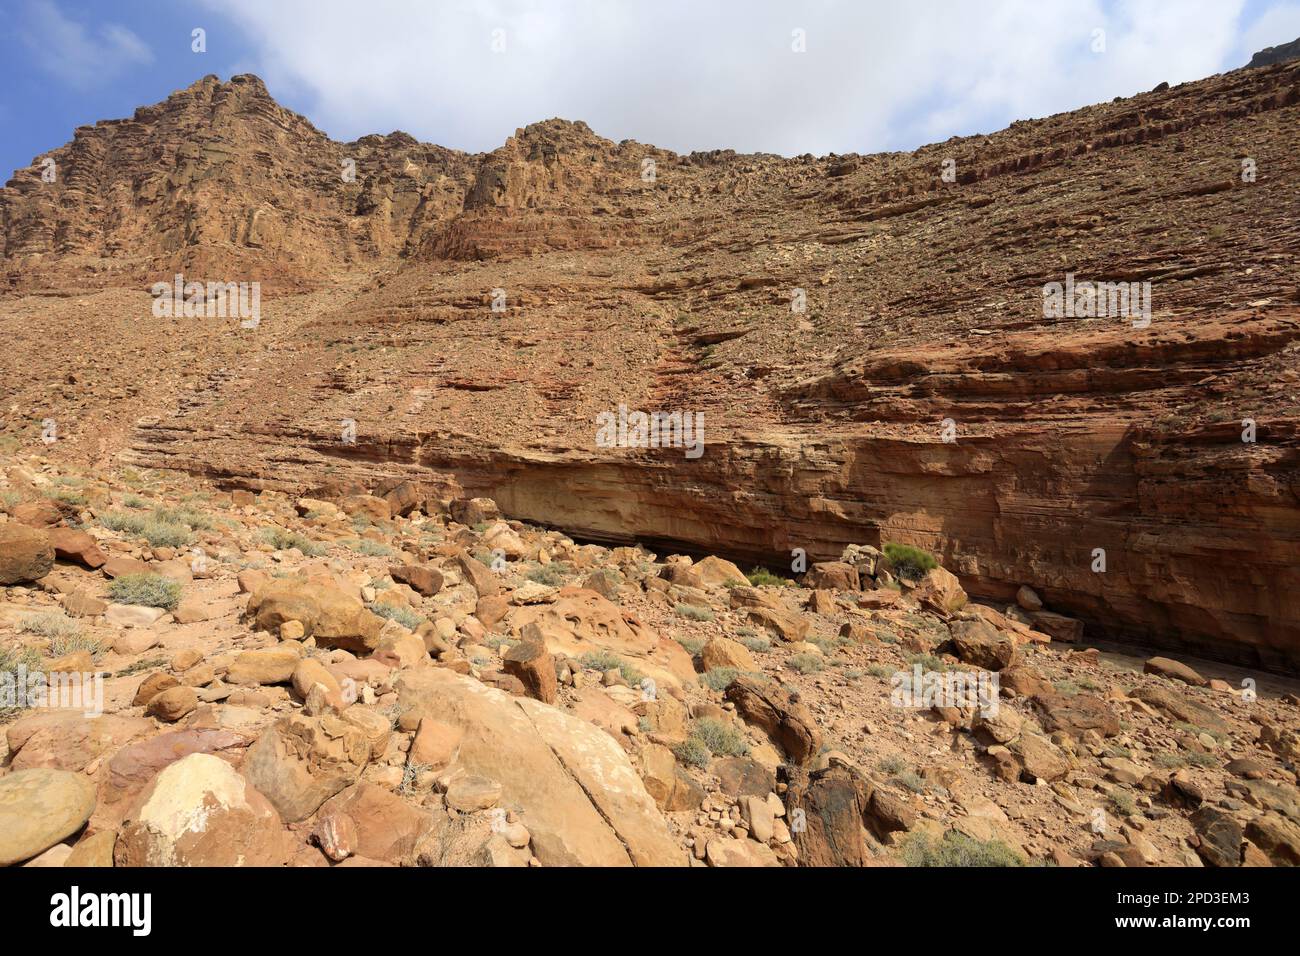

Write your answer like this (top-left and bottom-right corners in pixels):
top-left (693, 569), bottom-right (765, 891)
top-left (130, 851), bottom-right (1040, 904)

top-left (3, 62), bottom-right (1299, 670)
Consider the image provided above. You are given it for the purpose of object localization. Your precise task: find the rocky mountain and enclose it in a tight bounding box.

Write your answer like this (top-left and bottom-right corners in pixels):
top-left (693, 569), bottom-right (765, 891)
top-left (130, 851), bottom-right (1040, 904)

top-left (1249, 36), bottom-right (1300, 68)
top-left (2, 61), bottom-right (1299, 677)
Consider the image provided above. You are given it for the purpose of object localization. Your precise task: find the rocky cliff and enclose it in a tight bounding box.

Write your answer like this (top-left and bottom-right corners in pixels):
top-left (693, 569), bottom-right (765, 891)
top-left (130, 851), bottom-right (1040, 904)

top-left (2, 60), bottom-right (1299, 670)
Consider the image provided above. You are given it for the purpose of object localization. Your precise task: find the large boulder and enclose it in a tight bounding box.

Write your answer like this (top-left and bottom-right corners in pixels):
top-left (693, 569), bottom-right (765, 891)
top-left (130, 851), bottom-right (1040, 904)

top-left (507, 588), bottom-right (694, 692)
top-left (245, 579), bottom-right (384, 654)
top-left (47, 527), bottom-right (107, 569)
top-left (913, 566), bottom-right (968, 616)
top-left (803, 561), bottom-right (860, 591)
top-left (94, 728), bottom-right (249, 829)
top-left (744, 606), bottom-right (811, 643)
top-left (949, 618), bottom-right (1018, 670)
top-left (396, 668), bottom-right (685, 866)
top-left (0, 768), bottom-right (95, 866)
top-left (240, 711), bottom-right (378, 822)
top-left (1143, 656), bottom-right (1208, 687)
top-left (0, 522), bottom-right (53, 584)
top-left (692, 555), bottom-right (748, 587)
top-left (115, 753), bottom-right (291, 867)
top-left (725, 675), bottom-right (821, 764)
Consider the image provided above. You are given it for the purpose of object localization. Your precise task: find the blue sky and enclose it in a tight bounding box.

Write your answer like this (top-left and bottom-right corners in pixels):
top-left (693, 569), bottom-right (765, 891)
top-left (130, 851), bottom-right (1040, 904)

top-left (3, 0), bottom-right (1299, 182)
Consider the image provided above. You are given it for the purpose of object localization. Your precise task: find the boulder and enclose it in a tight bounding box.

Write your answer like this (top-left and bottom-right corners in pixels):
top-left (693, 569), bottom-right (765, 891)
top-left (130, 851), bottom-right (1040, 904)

top-left (725, 676), bottom-right (821, 764)
top-left (744, 606), bottom-right (811, 643)
top-left (319, 782), bottom-right (437, 865)
top-left (225, 646), bottom-right (303, 686)
top-left (240, 712), bottom-right (374, 822)
top-left (389, 562), bottom-right (443, 597)
top-left (692, 555), bottom-right (747, 587)
top-left (396, 668), bottom-right (684, 866)
top-left (0, 768), bottom-right (96, 866)
top-left (803, 561), bottom-right (859, 591)
top-left (246, 579), bottom-right (384, 654)
top-left (502, 637), bottom-right (558, 704)
top-left (47, 527), bottom-right (107, 569)
top-left (115, 753), bottom-right (290, 866)
top-left (949, 618), bottom-right (1017, 670)
top-left (701, 637), bottom-right (757, 672)
top-left (1028, 610), bottom-right (1084, 642)
top-left (0, 522), bottom-right (53, 584)
top-left (508, 589), bottom-right (694, 692)
top-left (1143, 656), bottom-right (1208, 687)
top-left (913, 566), bottom-right (968, 615)
top-left (1190, 807), bottom-right (1242, 867)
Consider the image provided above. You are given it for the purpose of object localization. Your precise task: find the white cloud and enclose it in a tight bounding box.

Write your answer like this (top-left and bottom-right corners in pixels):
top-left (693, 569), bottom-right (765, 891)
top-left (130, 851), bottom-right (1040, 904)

top-left (21, 0), bottom-right (154, 90)
top-left (1235, 1), bottom-right (1300, 62)
top-left (202, 0), bottom-right (1274, 156)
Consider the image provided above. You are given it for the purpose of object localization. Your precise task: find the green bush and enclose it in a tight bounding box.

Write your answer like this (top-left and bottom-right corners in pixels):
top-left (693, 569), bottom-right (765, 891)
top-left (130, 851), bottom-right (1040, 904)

top-left (674, 635), bottom-right (706, 656)
top-left (673, 737), bottom-right (711, 768)
top-left (691, 716), bottom-right (749, 757)
top-left (100, 511), bottom-right (192, 547)
top-left (580, 650), bottom-right (643, 687)
top-left (739, 634), bottom-right (771, 654)
top-left (883, 542), bottom-right (938, 580)
top-left (151, 505), bottom-right (211, 530)
top-left (368, 602), bottom-right (425, 630)
top-left (108, 573), bottom-right (182, 611)
top-left (347, 538), bottom-right (394, 557)
top-left (0, 645), bottom-right (42, 717)
top-left (675, 603), bottom-right (714, 622)
top-left (900, 831), bottom-right (1025, 867)
top-left (746, 567), bottom-right (792, 588)
top-left (526, 564), bottom-right (567, 587)
top-left (258, 527), bottom-right (326, 557)
top-left (789, 653), bottom-right (825, 674)
top-left (700, 667), bottom-right (740, 691)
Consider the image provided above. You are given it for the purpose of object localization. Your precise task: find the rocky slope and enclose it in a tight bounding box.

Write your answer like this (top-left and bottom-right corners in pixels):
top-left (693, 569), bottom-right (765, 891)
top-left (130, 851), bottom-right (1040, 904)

top-left (2, 460), bottom-right (1298, 868)
top-left (2, 62), bottom-right (1299, 673)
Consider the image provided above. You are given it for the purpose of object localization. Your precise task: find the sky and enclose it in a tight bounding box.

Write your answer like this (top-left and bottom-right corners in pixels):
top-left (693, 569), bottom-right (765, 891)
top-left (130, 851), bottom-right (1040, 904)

top-left (2, 0), bottom-right (1299, 181)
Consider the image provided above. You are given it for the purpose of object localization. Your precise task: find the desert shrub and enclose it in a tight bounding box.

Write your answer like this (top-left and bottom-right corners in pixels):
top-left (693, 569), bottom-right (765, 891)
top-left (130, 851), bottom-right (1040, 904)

top-left (579, 650), bottom-right (643, 687)
top-left (123, 494), bottom-right (148, 509)
top-left (789, 653), bottom-right (825, 674)
top-left (47, 488), bottom-right (87, 507)
top-left (900, 831), bottom-right (1025, 867)
top-left (368, 602), bottom-right (424, 630)
top-left (906, 652), bottom-right (949, 673)
top-left (674, 635), bottom-right (706, 656)
top-left (739, 633), bottom-right (771, 654)
top-left (100, 511), bottom-right (147, 535)
top-left (700, 667), bottom-right (740, 692)
top-left (673, 737), bottom-right (711, 768)
top-left (883, 542), bottom-right (938, 580)
top-left (257, 527), bottom-right (325, 556)
top-left (878, 754), bottom-right (909, 775)
top-left (347, 538), bottom-right (394, 557)
top-left (107, 573), bottom-right (182, 610)
top-left (746, 566), bottom-right (792, 587)
top-left (675, 603), bottom-right (714, 622)
top-left (691, 716), bottom-right (749, 757)
top-left (0, 645), bottom-right (43, 717)
top-left (151, 505), bottom-right (211, 530)
top-left (141, 519), bottom-right (193, 548)
top-left (526, 564), bottom-right (567, 587)
top-left (894, 770), bottom-right (926, 793)
top-left (18, 610), bottom-right (83, 641)
top-left (1109, 790), bottom-right (1137, 817)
